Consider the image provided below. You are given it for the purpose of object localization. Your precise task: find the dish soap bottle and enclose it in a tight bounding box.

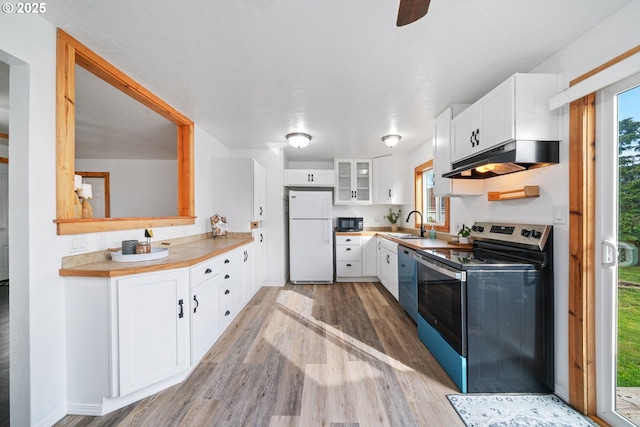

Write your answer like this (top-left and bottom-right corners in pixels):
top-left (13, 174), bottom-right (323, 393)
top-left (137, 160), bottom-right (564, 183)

top-left (429, 226), bottom-right (436, 240)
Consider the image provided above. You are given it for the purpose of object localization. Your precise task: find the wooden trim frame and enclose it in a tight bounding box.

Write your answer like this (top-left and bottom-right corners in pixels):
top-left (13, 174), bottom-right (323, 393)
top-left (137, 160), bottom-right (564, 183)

top-left (55, 29), bottom-right (195, 235)
top-left (414, 160), bottom-right (450, 232)
top-left (568, 93), bottom-right (597, 415)
top-left (76, 171), bottom-right (111, 218)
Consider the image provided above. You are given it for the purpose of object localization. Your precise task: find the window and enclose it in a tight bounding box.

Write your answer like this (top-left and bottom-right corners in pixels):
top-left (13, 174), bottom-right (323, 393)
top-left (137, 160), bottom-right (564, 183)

top-left (415, 160), bottom-right (449, 232)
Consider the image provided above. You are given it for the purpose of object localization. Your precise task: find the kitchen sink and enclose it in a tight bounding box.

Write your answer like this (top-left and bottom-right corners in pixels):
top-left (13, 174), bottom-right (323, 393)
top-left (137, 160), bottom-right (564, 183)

top-left (388, 233), bottom-right (422, 240)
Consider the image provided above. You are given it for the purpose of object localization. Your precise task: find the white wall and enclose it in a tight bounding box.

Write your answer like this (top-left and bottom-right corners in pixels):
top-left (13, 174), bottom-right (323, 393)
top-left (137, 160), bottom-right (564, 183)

top-left (75, 159), bottom-right (177, 217)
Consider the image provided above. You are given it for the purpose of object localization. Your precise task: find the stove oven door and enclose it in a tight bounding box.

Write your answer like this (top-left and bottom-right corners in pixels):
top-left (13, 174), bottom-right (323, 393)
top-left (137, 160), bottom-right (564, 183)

top-left (415, 253), bottom-right (467, 356)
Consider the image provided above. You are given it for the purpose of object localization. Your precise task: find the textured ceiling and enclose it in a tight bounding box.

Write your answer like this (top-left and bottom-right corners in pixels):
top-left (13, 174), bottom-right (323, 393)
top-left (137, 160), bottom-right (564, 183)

top-left (1, 0), bottom-right (635, 160)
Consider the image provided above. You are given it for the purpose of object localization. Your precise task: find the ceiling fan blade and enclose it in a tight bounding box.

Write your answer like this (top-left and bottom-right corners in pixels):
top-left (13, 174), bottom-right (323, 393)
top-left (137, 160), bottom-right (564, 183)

top-left (396, 0), bottom-right (431, 26)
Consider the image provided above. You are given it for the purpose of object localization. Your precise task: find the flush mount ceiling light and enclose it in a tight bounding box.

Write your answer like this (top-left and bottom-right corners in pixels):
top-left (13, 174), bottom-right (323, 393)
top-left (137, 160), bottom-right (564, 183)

top-left (382, 134), bottom-right (401, 148)
top-left (286, 132), bottom-right (312, 149)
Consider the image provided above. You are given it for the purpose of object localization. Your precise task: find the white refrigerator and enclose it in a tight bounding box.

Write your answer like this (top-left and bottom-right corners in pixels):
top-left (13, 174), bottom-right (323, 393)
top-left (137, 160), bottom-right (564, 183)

top-left (289, 190), bottom-right (334, 283)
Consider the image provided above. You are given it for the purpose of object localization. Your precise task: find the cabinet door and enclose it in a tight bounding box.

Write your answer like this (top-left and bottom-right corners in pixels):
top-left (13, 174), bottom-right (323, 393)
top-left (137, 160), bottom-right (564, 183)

top-left (372, 156), bottom-right (393, 204)
top-left (451, 106), bottom-right (477, 163)
top-left (253, 160), bottom-right (266, 221)
top-left (253, 228), bottom-right (267, 288)
top-left (285, 169), bottom-right (335, 187)
top-left (335, 160), bottom-right (354, 204)
top-left (478, 76), bottom-right (514, 150)
top-left (308, 170), bottom-right (335, 186)
top-left (190, 274), bottom-right (220, 364)
top-left (353, 160), bottom-right (372, 204)
top-left (362, 236), bottom-right (378, 277)
top-left (242, 244), bottom-right (255, 303)
top-left (434, 106), bottom-right (482, 197)
top-left (117, 269), bottom-right (189, 396)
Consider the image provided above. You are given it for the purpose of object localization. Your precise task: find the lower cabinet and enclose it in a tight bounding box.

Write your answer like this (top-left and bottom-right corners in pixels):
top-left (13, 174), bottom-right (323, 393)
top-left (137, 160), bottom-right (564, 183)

top-left (118, 270), bottom-right (191, 396)
top-left (335, 234), bottom-right (379, 281)
top-left (65, 242), bottom-right (254, 416)
top-left (379, 238), bottom-right (399, 299)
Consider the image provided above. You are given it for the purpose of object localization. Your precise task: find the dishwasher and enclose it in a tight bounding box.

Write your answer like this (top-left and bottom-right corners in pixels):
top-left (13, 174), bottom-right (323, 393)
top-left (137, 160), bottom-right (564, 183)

top-left (397, 245), bottom-right (418, 322)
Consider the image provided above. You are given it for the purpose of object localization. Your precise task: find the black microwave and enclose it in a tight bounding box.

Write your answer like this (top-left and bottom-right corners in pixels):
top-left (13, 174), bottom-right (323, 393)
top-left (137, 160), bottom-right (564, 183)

top-left (337, 217), bottom-right (363, 232)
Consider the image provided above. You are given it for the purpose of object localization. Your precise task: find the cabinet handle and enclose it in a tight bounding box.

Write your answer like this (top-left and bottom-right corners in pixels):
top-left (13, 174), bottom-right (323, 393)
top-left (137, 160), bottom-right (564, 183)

top-left (178, 299), bottom-right (184, 319)
top-left (193, 295), bottom-right (199, 313)
top-left (260, 233), bottom-right (263, 243)
top-left (308, 173), bottom-right (311, 182)
top-left (346, 248), bottom-right (352, 251)
top-left (346, 263), bottom-right (352, 267)
top-left (346, 238), bottom-right (351, 242)
top-left (244, 250), bottom-right (248, 262)
top-left (225, 274), bottom-right (230, 279)
top-left (224, 259), bottom-right (230, 264)
top-left (225, 310), bottom-right (231, 316)
top-left (225, 289), bottom-right (230, 295)
top-left (205, 268), bottom-right (212, 274)
top-left (386, 254), bottom-right (390, 264)
top-left (259, 206), bottom-right (263, 216)
top-left (388, 189), bottom-right (391, 197)
top-left (474, 128), bottom-right (480, 145)
top-left (354, 190), bottom-right (357, 199)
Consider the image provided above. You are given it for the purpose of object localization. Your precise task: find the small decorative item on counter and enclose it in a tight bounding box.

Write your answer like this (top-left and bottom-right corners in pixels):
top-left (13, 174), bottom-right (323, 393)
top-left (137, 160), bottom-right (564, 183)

top-left (121, 239), bottom-right (138, 255)
top-left (210, 214), bottom-right (228, 238)
top-left (136, 241), bottom-right (150, 254)
top-left (385, 207), bottom-right (402, 232)
top-left (458, 224), bottom-right (472, 244)
top-left (429, 226), bottom-right (437, 240)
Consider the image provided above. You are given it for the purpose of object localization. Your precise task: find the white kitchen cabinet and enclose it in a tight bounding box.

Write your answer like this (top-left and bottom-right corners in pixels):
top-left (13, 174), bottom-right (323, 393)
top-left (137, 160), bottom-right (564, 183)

top-left (334, 159), bottom-right (372, 205)
top-left (211, 158), bottom-right (267, 231)
top-left (285, 169), bottom-right (335, 187)
top-left (372, 154), bottom-right (410, 205)
top-left (117, 270), bottom-right (190, 396)
top-left (335, 235), bottom-right (362, 278)
top-left (378, 238), bottom-right (399, 300)
top-left (451, 73), bottom-right (560, 163)
top-left (65, 269), bottom-right (191, 409)
top-left (362, 235), bottom-right (378, 277)
top-left (433, 106), bottom-right (483, 197)
top-left (241, 243), bottom-right (255, 303)
top-left (253, 227), bottom-right (267, 288)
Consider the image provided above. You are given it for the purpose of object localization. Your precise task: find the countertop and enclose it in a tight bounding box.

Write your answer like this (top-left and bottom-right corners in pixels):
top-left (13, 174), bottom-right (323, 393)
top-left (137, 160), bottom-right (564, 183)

top-left (59, 237), bottom-right (254, 278)
top-left (335, 230), bottom-right (472, 251)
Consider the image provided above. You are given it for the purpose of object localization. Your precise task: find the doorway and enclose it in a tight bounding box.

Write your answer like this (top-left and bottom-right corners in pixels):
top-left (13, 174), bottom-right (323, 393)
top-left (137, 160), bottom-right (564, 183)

top-left (596, 72), bottom-right (640, 427)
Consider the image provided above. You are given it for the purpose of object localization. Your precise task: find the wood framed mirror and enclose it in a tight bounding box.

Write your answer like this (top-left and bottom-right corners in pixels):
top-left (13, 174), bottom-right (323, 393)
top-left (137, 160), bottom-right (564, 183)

top-left (55, 29), bottom-right (195, 235)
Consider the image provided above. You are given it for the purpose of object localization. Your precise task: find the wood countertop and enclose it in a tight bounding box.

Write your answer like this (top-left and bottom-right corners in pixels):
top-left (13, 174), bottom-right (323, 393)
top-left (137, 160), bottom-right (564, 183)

top-left (335, 231), bottom-right (472, 251)
top-left (59, 237), bottom-right (254, 278)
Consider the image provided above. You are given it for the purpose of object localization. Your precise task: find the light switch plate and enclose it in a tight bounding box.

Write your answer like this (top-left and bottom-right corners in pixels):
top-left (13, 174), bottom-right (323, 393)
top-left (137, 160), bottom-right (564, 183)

top-left (553, 205), bottom-right (567, 225)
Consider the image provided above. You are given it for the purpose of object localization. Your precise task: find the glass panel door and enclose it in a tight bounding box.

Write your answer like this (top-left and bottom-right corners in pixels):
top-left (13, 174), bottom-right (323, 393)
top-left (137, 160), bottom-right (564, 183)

top-left (355, 161), bottom-right (370, 202)
top-left (597, 74), bottom-right (640, 427)
top-left (335, 160), bottom-right (353, 203)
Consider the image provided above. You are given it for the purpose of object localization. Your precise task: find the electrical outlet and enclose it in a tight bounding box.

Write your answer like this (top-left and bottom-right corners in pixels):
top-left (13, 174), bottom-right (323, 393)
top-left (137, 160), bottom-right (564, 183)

top-left (69, 234), bottom-right (88, 253)
top-left (553, 205), bottom-right (567, 225)
top-left (454, 222), bottom-right (463, 233)
top-left (96, 234), bottom-right (106, 250)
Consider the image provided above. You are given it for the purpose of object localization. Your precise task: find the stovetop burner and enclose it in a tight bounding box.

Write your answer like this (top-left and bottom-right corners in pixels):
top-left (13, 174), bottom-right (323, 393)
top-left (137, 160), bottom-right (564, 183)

top-left (417, 221), bottom-right (553, 270)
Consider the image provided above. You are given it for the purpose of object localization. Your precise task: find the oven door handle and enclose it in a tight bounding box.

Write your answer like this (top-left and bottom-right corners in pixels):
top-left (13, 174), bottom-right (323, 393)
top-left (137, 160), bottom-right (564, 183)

top-left (413, 254), bottom-right (464, 280)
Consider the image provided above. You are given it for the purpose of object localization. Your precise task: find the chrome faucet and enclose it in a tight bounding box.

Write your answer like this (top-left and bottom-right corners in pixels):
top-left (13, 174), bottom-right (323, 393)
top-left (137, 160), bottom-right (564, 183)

top-left (406, 210), bottom-right (426, 237)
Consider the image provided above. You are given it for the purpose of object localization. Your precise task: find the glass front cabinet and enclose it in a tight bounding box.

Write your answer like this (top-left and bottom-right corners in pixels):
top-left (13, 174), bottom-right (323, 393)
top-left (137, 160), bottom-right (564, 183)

top-left (334, 159), bottom-right (372, 205)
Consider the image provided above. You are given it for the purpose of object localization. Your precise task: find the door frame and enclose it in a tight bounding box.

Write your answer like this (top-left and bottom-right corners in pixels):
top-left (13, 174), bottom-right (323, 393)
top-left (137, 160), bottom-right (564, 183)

top-left (568, 45), bottom-right (640, 422)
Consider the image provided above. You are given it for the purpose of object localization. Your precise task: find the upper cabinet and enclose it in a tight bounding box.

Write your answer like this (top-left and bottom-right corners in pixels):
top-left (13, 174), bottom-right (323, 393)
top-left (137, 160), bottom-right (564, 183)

top-left (212, 158), bottom-right (266, 231)
top-left (433, 106), bottom-right (483, 197)
top-left (334, 159), bottom-right (372, 205)
top-left (284, 169), bottom-right (335, 187)
top-left (451, 73), bottom-right (560, 163)
top-left (372, 154), bottom-right (410, 205)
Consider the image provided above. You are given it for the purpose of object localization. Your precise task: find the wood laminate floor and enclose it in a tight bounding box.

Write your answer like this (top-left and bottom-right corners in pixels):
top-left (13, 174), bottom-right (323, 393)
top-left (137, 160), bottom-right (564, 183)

top-left (56, 282), bottom-right (464, 427)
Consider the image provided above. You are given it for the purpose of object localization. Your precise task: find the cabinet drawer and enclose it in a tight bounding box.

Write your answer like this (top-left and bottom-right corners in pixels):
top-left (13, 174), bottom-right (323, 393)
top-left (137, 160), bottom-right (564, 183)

top-left (336, 260), bottom-right (362, 277)
top-left (219, 283), bottom-right (241, 328)
top-left (335, 235), bottom-right (362, 245)
top-left (335, 244), bottom-right (362, 260)
top-left (190, 255), bottom-right (231, 286)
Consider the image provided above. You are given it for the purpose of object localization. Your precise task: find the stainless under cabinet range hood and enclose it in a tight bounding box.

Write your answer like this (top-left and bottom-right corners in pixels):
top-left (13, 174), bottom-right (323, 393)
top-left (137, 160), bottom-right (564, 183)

top-left (442, 140), bottom-right (559, 179)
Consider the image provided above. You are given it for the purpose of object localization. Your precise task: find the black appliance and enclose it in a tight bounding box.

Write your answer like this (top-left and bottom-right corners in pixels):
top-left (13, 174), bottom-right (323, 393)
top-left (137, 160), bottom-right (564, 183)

top-left (336, 217), bottom-right (363, 232)
top-left (398, 246), bottom-right (418, 322)
top-left (415, 222), bottom-right (553, 394)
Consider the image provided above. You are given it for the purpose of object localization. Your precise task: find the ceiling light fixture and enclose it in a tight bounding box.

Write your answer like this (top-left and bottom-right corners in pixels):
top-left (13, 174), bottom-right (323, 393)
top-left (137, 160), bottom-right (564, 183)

top-left (286, 132), bottom-right (312, 149)
top-left (382, 134), bottom-right (401, 148)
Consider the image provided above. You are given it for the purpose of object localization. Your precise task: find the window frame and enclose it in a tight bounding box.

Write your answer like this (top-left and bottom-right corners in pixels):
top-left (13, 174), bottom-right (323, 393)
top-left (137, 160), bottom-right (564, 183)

top-left (414, 160), bottom-right (450, 233)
